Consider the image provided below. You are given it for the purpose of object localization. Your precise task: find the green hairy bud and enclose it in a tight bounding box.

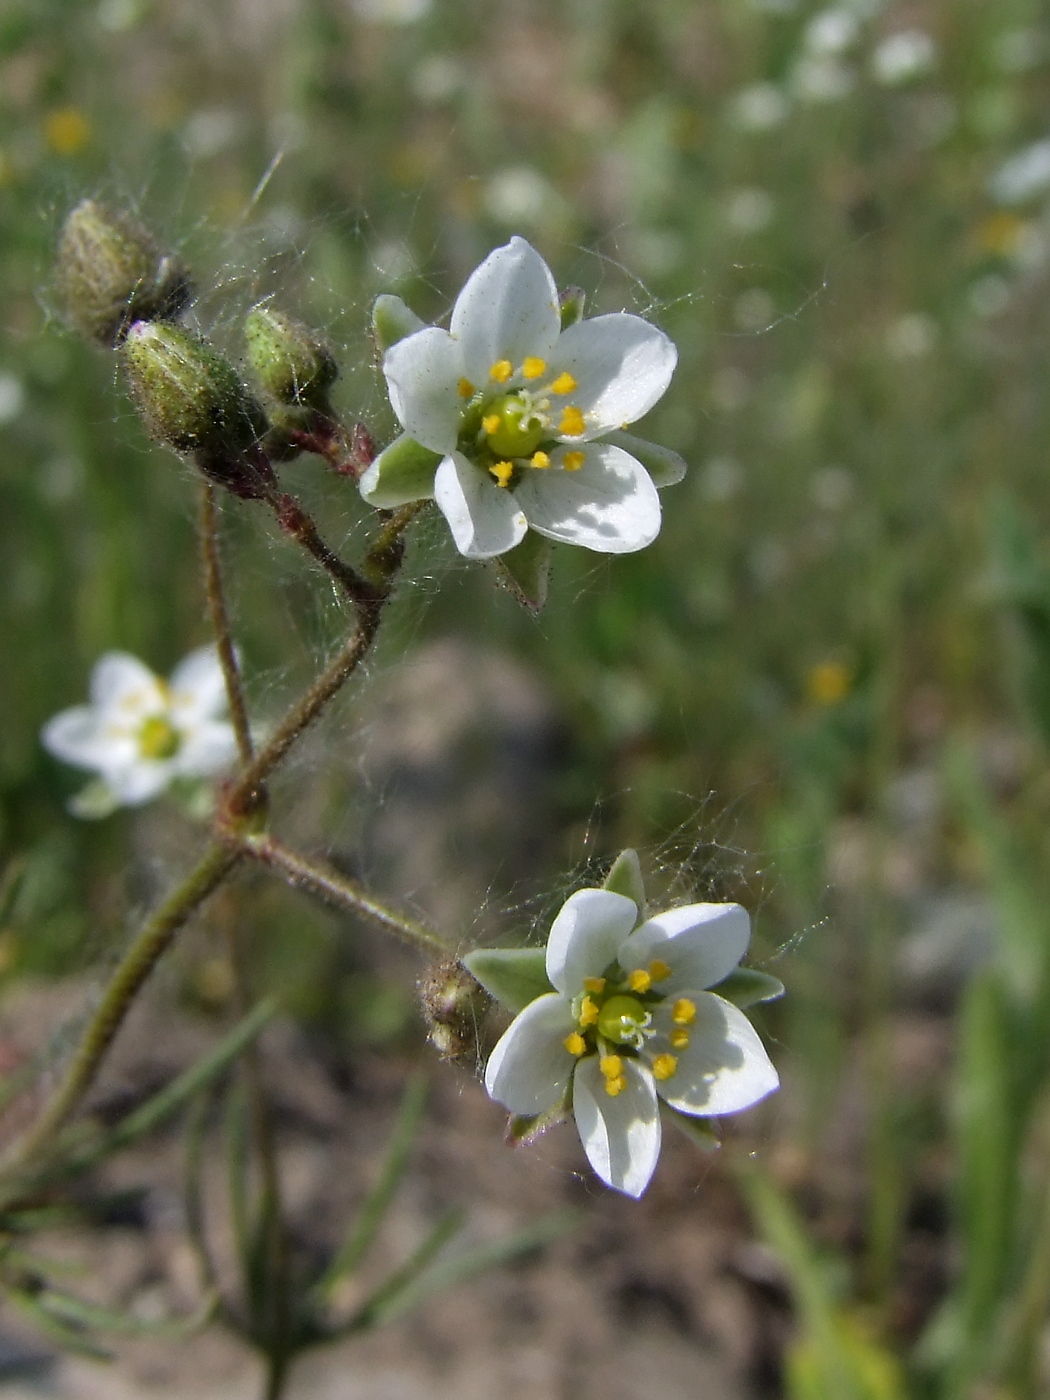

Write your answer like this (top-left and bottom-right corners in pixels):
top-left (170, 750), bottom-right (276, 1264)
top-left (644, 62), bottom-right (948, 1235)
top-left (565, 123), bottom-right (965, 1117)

top-left (419, 960), bottom-right (489, 1065)
top-left (245, 305), bottom-right (338, 408)
top-left (55, 200), bottom-right (191, 348)
top-left (121, 321), bottom-right (268, 462)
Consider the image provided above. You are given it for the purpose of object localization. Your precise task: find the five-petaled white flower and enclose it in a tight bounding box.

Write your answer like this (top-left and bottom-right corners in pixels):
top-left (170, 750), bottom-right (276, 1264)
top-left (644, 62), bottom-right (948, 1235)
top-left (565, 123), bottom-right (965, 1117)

top-left (484, 889), bottom-right (779, 1197)
top-left (41, 648), bottom-right (237, 815)
top-left (361, 237), bottom-right (684, 559)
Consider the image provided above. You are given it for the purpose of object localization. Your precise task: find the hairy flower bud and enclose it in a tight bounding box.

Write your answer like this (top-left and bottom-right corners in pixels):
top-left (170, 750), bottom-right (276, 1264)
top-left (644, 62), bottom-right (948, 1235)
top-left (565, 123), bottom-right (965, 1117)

top-left (121, 322), bottom-right (274, 497)
top-left (55, 200), bottom-right (191, 347)
top-left (419, 961), bottom-right (489, 1065)
top-left (245, 306), bottom-right (338, 409)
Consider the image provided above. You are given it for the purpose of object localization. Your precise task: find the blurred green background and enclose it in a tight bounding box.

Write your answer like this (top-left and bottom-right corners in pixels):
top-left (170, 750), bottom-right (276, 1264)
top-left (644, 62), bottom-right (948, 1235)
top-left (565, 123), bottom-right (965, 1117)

top-left (8, 0), bottom-right (1050, 1393)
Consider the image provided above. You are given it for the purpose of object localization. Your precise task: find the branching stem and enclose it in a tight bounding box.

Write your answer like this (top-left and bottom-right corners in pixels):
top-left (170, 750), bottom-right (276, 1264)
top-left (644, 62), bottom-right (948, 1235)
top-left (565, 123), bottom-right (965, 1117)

top-left (199, 482), bottom-right (254, 768)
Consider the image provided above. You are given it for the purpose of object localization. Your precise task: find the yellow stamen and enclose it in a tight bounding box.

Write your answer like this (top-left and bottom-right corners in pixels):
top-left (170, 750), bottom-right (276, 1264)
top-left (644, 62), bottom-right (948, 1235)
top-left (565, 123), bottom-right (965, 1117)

top-left (649, 959), bottom-right (672, 981)
top-left (550, 371), bottom-right (577, 395)
top-left (530, 451), bottom-right (551, 469)
top-left (583, 976), bottom-right (606, 994)
top-left (563, 451), bottom-right (585, 472)
top-left (522, 357), bottom-right (546, 379)
top-left (605, 1074), bottom-right (627, 1097)
top-left (652, 1054), bottom-right (677, 1081)
top-left (672, 998), bottom-right (697, 1026)
top-left (600, 1054), bottom-right (624, 1079)
top-left (670, 1028), bottom-right (690, 1050)
top-left (489, 359), bottom-right (513, 383)
top-left (457, 378), bottom-right (476, 399)
top-left (559, 406), bottom-right (585, 436)
top-left (489, 460), bottom-right (514, 488)
top-left (564, 1032), bottom-right (587, 1056)
top-left (627, 969), bottom-right (652, 994)
top-left (482, 413), bottom-right (501, 435)
top-left (578, 996), bottom-right (599, 1028)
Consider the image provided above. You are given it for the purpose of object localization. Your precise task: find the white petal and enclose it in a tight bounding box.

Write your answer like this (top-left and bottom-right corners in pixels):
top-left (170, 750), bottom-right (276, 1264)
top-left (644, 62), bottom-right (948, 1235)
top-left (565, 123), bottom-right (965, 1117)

top-left (573, 1055), bottom-right (661, 1197)
top-left (545, 888), bottom-right (638, 995)
top-left (450, 237), bottom-right (560, 386)
top-left (382, 327), bottom-right (463, 454)
top-left (549, 314), bottom-right (677, 437)
top-left (168, 647), bottom-right (228, 723)
top-left (650, 991), bottom-right (779, 1116)
top-left (484, 993), bottom-right (577, 1114)
top-left (41, 706), bottom-right (136, 773)
top-left (515, 442), bottom-right (661, 554)
top-left (433, 452), bottom-right (528, 559)
top-left (620, 903), bottom-right (750, 992)
top-left (89, 653), bottom-right (166, 718)
top-left (105, 761), bottom-right (173, 805)
top-left (175, 720), bottom-right (238, 777)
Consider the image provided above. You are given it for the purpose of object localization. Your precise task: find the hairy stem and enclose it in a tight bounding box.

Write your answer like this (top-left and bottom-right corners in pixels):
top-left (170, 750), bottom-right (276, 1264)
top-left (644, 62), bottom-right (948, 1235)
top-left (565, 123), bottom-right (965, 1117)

top-left (200, 482), bottom-right (254, 768)
top-left (266, 489), bottom-right (381, 611)
top-left (238, 834), bottom-right (448, 958)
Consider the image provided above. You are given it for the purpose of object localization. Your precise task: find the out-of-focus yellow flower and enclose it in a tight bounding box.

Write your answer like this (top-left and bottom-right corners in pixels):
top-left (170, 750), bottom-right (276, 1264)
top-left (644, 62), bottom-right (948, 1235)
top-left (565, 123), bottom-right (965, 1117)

top-left (977, 211), bottom-right (1026, 257)
top-left (45, 108), bottom-right (91, 156)
top-left (807, 661), bottom-right (852, 706)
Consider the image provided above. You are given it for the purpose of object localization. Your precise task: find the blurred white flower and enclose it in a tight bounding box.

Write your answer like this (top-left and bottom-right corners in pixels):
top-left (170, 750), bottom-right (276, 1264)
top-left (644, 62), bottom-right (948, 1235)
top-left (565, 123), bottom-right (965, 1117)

top-left (42, 649), bottom-right (237, 816)
top-left (353, 0), bottom-right (430, 22)
top-left (885, 313), bottom-right (937, 359)
top-left (871, 30), bottom-right (937, 86)
top-left (730, 83), bottom-right (790, 131)
top-left (363, 237), bottom-right (682, 559)
top-left (0, 373), bottom-right (24, 425)
top-left (988, 139), bottom-right (1050, 205)
top-left (725, 187), bottom-right (776, 234)
top-left (483, 167), bottom-right (565, 229)
top-left (792, 55), bottom-right (856, 103)
top-left (805, 9), bottom-right (861, 56)
top-left (482, 889), bottom-right (779, 1197)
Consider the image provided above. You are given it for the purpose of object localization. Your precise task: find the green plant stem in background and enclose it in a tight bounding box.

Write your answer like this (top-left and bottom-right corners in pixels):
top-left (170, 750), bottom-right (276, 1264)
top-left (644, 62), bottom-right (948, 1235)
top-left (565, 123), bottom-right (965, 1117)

top-left (200, 482), bottom-right (254, 768)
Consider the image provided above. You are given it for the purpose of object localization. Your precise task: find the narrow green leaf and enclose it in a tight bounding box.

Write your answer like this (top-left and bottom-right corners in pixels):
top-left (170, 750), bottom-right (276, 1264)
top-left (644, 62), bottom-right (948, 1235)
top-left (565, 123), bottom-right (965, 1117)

top-left (8, 1290), bottom-right (114, 1360)
top-left (492, 531), bottom-right (553, 611)
top-left (360, 435), bottom-right (440, 508)
top-left (463, 947), bottom-right (553, 1013)
top-left (341, 1209), bottom-right (465, 1335)
top-left (316, 1072), bottom-right (428, 1297)
top-left (712, 968), bottom-right (785, 1008)
top-left (602, 849), bottom-right (646, 922)
top-left (33, 1285), bottom-right (216, 1338)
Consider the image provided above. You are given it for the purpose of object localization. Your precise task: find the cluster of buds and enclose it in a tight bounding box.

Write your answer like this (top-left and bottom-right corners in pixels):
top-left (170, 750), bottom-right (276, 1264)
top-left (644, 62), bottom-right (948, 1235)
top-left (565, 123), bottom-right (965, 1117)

top-left (418, 960), bottom-right (489, 1065)
top-left (55, 201), bottom-right (348, 499)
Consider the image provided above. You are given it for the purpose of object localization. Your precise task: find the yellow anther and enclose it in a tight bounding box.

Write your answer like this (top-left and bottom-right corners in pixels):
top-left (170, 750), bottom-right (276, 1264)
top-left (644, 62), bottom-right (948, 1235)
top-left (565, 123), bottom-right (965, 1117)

top-left (559, 406), bottom-right (586, 436)
top-left (563, 451), bottom-right (586, 471)
top-left (489, 359), bottom-right (513, 383)
top-left (482, 414), bottom-right (502, 435)
top-left (564, 1032), bottom-right (587, 1056)
top-left (530, 451), bottom-right (551, 469)
top-left (652, 1054), bottom-right (677, 1081)
top-left (578, 996), bottom-right (599, 1028)
top-left (600, 1054), bottom-right (624, 1079)
top-left (649, 959), bottom-right (672, 981)
top-left (522, 357), bottom-right (547, 379)
top-left (550, 371), bottom-right (577, 395)
top-left (605, 1074), bottom-right (627, 1097)
top-left (672, 998), bottom-right (697, 1027)
top-left (457, 378), bottom-right (476, 399)
top-left (670, 1028), bottom-right (690, 1050)
top-left (583, 976), bottom-right (606, 994)
top-left (489, 460), bottom-right (514, 488)
top-left (627, 969), bottom-right (652, 994)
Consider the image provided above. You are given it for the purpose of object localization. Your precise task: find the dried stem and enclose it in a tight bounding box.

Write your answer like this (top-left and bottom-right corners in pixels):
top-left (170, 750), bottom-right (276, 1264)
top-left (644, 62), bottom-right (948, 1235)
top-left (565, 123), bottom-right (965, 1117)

top-left (237, 833), bottom-right (448, 958)
top-left (199, 482), bottom-right (254, 768)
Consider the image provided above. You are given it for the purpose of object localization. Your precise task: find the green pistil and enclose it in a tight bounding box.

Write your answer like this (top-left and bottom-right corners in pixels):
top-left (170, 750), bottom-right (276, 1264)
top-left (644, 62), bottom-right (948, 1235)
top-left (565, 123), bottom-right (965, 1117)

top-left (597, 994), bottom-right (649, 1046)
top-left (137, 715), bottom-right (180, 761)
top-left (483, 394), bottom-right (547, 459)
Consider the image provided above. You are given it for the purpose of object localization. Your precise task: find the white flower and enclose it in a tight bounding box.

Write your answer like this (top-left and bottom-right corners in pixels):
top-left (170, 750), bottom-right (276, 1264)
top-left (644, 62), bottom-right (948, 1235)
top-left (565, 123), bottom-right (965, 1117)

top-left (41, 648), bottom-right (237, 814)
top-left (361, 237), bottom-right (683, 560)
top-left (483, 889), bottom-right (779, 1197)
top-left (871, 29), bottom-right (936, 86)
top-left (989, 139), bottom-right (1050, 206)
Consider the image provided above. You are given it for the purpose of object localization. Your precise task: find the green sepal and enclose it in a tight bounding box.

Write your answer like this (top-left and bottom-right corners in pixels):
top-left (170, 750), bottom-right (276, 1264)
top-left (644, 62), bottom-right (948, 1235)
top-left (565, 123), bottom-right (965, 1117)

top-left (463, 947), bottom-right (553, 1013)
top-left (604, 430), bottom-right (686, 488)
top-left (359, 434), bottom-right (441, 508)
top-left (559, 286), bottom-right (585, 329)
top-left (662, 1106), bottom-right (721, 1152)
top-left (507, 1094), bottom-right (571, 1147)
top-left (711, 967), bottom-right (785, 1008)
top-left (602, 848), bottom-right (646, 924)
top-left (372, 294), bottom-right (425, 353)
top-left (68, 778), bottom-right (120, 820)
top-left (493, 530), bottom-right (553, 611)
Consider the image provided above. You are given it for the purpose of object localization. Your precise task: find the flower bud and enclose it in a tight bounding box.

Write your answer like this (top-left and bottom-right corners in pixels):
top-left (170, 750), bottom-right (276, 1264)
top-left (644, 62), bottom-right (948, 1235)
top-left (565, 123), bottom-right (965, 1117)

top-left (121, 321), bottom-right (269, 463)
top-left (55, 200), bottom-right (191, 347)
top-left (244, 306), bottom-right (338, 409)
top-left (419, 960), bottom-right (489, 1065)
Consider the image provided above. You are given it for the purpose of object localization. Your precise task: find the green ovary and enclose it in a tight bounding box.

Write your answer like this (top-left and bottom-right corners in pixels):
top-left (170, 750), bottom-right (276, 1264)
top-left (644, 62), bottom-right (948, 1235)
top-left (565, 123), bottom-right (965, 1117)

top-left (483, 394), bottom-right (547, 459)
top-left (137, 715), bottom-right (180, 761)
top-left (597, 994), bottom-right (649, 1045)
